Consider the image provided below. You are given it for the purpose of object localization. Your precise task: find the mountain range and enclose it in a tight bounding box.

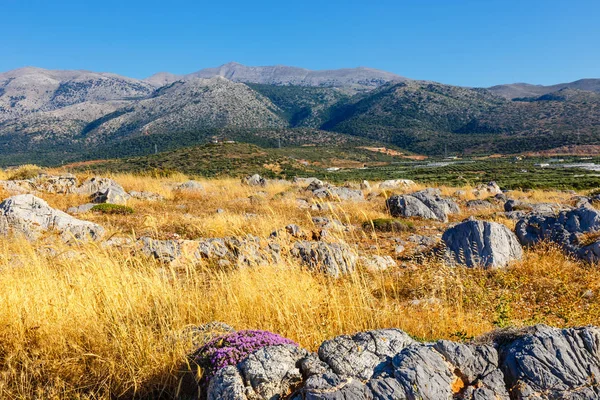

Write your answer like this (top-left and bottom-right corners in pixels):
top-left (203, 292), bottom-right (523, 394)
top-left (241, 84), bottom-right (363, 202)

top-left (1, 62), bottom-right (599, 165)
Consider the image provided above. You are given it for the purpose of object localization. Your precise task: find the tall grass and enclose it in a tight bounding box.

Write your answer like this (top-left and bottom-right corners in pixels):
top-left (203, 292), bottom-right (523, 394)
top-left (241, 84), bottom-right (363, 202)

top-left (0, 174), bottom-right (596, 398)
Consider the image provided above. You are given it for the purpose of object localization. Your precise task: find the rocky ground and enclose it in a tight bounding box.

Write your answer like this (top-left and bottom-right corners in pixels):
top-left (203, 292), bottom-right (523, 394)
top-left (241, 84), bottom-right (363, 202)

top-left (0, 166), bottom-right (599, 398)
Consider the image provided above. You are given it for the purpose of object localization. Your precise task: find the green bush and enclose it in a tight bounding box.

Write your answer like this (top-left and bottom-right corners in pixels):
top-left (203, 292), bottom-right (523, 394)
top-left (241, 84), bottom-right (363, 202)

top-left (362, 218), bottom-right (415, 233)
top-left (7, 165), bottom-right (43, 181)
top-left (90, 204), bottom-right (134, 215)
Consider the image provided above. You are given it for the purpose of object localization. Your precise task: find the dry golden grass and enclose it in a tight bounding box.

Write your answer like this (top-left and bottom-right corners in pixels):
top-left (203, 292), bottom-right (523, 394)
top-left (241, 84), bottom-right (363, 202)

top-left (0, 173), bottom-right (596, 398)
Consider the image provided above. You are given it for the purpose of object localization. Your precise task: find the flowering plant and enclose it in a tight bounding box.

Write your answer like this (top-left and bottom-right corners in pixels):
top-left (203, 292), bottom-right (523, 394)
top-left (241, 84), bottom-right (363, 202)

top-left (193, 330), bottom-right (297, 378)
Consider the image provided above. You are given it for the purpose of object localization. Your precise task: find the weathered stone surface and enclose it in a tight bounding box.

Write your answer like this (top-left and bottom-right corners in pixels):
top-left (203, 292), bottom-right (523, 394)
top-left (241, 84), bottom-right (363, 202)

top-left (0, 180), bottom-right (35, 194)
top-left (292, 241), bottom-right (357, 277)
top-left (176, 180), bottom-right (205, 191)
top-left (207, 366), bottom-right (246, 400)
top-left (0, 194), bottom-right (104, 241)
top-left (139, 235), bottom-right (280, 266)
top-left (91, 185), bottom-right (131, 205)
top-left (66, 203), bottom-right (96, 215)
top-left (238, 345), bottom-right (309, 399)
top-left (312, 185), bottom-right (364, 202)
top-left (75, 177), bottom-right (119, 195)
top-left (318, 329), bottom-right (415, 381)
top-left (242, 174), bottom-right (267, 187)
top-left (378, 179), bottom-right (416, 190)
top-left (500, 325), bottom-right (600, 399)
top-left (35, 174), bottom-right (78, 194)
top-left (466, 199), bottom-right (493, 210)
top-left (387, 189), bottom-right (459, 222)
top-left (473, 181), bottom-right (502, 197)
top-left (201, 325), bottom-right (600, 400)
top-left (515, 207), bottom-right (600, 261)
top-left (442, 219), bottom-right (523, 268)
top-left (0, 175), bottom-right (78, 195)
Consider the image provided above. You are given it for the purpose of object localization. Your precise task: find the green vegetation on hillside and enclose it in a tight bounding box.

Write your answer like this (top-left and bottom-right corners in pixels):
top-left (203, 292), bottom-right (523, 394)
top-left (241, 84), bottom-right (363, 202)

top-left (72, 142), bottom-right (600, 190)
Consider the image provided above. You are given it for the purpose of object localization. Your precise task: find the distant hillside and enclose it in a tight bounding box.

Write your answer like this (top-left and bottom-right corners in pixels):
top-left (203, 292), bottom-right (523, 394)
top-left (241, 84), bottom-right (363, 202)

top-left (488, 79), bottom-right (600, 100)
top-left (1, 63), bottom-right (600, 164)
top-left (318, 82), bottom-right (600, 154)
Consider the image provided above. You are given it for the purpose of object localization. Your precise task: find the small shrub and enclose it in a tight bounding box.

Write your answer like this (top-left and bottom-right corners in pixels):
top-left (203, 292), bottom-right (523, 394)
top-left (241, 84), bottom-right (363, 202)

top-left (363, 218), bottom-right (415, 233)
top-left (90, 204), bottom-right (134, 215)
top-left (7, 164), bottom-right (43, 181)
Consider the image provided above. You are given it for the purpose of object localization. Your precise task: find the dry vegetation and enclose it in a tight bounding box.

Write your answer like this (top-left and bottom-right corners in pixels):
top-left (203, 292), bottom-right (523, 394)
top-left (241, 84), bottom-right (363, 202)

top-left (0, 171), bottom-right (597, 398)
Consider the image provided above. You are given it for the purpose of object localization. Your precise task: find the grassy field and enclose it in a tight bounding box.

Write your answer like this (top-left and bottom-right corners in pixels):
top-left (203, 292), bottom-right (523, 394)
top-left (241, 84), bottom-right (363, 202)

top-left (73, 142), bottom-right (600, 190)
top-left (0, 170), bottom-right (598, 398)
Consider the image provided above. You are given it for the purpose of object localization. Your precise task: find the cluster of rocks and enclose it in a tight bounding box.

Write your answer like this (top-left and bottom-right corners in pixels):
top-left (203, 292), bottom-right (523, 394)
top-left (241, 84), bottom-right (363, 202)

top-left (0, 174), bottom-right (169, 213)
top-left (139, 236), bottom-right (281, 268)
top-left (139, 234), bottom-right (361, 278)
top-left (197, 324), bottom-right (600, 400)
top-left (0, 173), bottom-right (78, 194)
top-left (516, 206), bottom-right (600, 263)
top-left (305, 180), bottom-right (365, 202)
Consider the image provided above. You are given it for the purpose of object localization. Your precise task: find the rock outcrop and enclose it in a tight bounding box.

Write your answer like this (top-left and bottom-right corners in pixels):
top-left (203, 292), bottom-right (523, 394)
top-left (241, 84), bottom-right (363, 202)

top-left (0, 194), bottom-right (104, 241)
top-left (378, 179), bottom-right (416, 190)
top-left (242, 174), bottom-right (267, 187)
top-left (515, 206), bottom-right (600, 262)
top-left (176, 180), bottom-right (205, 192)
top-left (442, 219), bottom-right (523, 268)
top-left (139, 235), bottom-right (280, 267)
top-left (473, 181), bottom-right (502, 197)
top-left (199, 324), bottom-right (600, 400)
top-left (292, 241), bottom-right (357, 278)
top-left (310, 183), bottom-right (364, 202)
top-left (387, 188), bottom-right (459, 222)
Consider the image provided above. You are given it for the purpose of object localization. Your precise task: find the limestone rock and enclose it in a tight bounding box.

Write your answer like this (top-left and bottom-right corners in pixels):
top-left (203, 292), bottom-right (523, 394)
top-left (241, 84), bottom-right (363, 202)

top-left (292, 241), bottom-right (357, 278)
top-left (442, 219), bottom-right (523, 268)
top-left (387, 189), bottom-right (459, 222)
top-left (0, 194), bottom-right (104, 241)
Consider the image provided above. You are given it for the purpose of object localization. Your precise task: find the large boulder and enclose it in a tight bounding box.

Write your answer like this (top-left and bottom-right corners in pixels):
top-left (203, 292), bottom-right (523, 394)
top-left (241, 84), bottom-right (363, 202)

top-left (387, 188), bottom-right (459, 222)
top-left (292, 241), bottom-right (357, 278)
top-left (0, 194), bottom-right (104, 241)
top-left (515, 207), bottom-right (600, 261)
top-left (442, 219), bottom-right (523, 268)
top-left (500, 325), bottom-right (600, 399)
top-left (504, 199), bottom-right (557, 214)
top-left (318, 329), bottom-right (415, 381)
top-left (75, 177), bottom-right (131, 205)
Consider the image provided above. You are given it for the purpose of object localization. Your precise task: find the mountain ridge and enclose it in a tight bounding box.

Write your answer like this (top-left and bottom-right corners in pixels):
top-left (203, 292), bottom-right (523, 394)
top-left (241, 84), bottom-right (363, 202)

top-left (1, 62), bottom-right (600, 164)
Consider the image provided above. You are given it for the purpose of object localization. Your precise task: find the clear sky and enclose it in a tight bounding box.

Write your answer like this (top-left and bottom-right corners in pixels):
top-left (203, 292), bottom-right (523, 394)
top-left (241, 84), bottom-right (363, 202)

top-left (1, 0), bottom-right (599, 87)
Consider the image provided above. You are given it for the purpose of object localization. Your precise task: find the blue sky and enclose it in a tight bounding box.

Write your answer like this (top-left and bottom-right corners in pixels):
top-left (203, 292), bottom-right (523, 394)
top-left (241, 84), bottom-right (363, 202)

top-left (1, 0), bottom-right (599, 87)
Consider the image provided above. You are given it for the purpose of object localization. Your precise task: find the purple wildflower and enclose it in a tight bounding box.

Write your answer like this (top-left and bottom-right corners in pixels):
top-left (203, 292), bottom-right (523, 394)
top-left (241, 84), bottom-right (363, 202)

top-left (193, 330), bottom-right (297, 378)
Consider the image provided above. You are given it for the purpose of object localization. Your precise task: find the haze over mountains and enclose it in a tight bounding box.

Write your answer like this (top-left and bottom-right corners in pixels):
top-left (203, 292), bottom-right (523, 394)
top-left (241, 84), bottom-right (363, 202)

top-left (0, 62), bottom-right (599, 165)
